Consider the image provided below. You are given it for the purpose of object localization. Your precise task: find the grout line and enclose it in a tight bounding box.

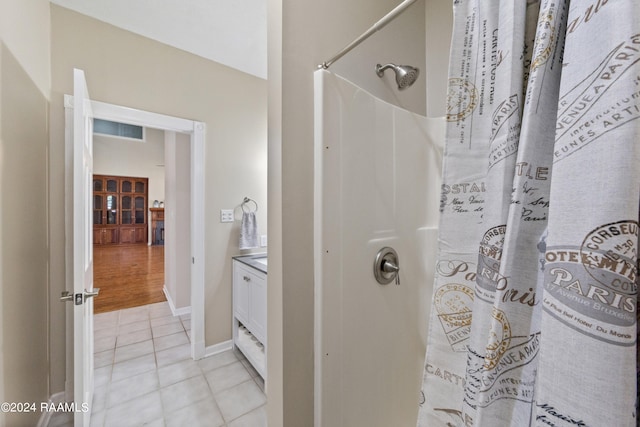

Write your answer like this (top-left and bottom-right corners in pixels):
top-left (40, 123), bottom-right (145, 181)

top-left (93, 301), bottom-right (266, 426)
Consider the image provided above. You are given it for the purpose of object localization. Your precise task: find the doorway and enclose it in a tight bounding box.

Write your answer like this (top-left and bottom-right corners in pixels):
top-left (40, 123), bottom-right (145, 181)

top-left (91, 127), bottom-right (191, 315)
top-left (63, 96), bottom-right (207, 369)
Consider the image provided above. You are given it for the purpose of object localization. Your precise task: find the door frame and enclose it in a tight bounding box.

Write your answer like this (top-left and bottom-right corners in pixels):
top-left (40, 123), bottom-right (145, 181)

top-left (63, 95), bottom-right (207, 394)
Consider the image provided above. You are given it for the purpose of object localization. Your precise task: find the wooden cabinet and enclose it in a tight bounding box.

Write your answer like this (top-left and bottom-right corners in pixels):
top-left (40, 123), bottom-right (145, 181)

top-left (93, 175), bottom-right (148, 245)
top-left (232, 258), bottom-right (267, 380)
top-left (119, 227), bottom-right (147, 244)
top-left (93, 228), bottom-right (118, 245)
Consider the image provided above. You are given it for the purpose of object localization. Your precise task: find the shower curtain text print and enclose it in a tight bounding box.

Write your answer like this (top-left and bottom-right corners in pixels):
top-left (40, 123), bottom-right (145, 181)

top-left (418, 1), bottom-right (640, 426)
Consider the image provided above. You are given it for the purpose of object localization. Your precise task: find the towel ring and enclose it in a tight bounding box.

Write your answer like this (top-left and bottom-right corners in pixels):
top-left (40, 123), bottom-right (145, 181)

top-left (241, 197), bottom-right (258, 213)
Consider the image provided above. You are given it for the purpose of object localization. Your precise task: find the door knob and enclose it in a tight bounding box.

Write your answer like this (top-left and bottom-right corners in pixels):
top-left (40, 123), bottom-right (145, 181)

top-left (84, 288), bottom-right (100, 299)
top-left (374, 247), bottom-right (400, 285)
top-left (60, 289), bottom-right (99, 304)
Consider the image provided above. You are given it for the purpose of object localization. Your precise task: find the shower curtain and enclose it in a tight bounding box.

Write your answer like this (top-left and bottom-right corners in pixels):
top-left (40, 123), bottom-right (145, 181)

top-left (418, 1), bottom-right (640, 426)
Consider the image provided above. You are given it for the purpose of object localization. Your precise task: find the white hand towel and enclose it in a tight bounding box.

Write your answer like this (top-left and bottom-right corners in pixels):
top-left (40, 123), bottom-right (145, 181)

top-left (239, 211), bottom-right (259, 250)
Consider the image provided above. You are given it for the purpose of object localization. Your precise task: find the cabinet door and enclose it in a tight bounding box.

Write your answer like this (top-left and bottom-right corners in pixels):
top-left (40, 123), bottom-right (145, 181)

top-left (93, 194), bottom-right (104, 225)
top-left (119, 227), bottom-right (136, 244)
top-left (134, 226), bottom-right (147, 243)
top-left (94, 228), bottom-right (118, 245)
top-left (93, 177), bottom-right (104, 192)
top-left (249, 272), bottom-right (267, 343)
top-left (121, 195), bottom-right (133, 225)
top-left (105, 178), bottom-right (118, 193)
top-left (133, 179), bottom-right (146, 195)
top-left (93, 228), bottom-right (104, 245)
top-left (120, 178), bottom-right (133, 194)
top-left (105, 194), bottom-right (118, 225)
top-left (104, 228), bottom-right (118, 244)
top-left (134, 196), bottom-right (146, 224)
top-left (233, 262), bottom-right (250, 325)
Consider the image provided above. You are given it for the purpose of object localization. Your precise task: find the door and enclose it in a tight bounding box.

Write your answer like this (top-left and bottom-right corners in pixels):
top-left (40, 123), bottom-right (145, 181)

top-left (233, 262), bottom-right (250, 325)
top-left (248, 270), bottom-right (267, 343)
top-left (314, 70), bottom-right (444, 426)
top-left (73, 68), bottom-right (97, 426)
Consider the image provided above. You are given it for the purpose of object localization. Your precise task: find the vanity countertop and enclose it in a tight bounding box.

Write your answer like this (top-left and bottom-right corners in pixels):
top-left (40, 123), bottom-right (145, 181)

top-left (233, 253), bottom-right (267, 274)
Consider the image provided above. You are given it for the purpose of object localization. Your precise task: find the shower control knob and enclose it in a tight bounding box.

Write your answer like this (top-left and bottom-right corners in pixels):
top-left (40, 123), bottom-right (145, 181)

top-left (374, 247), bottom-right (400, 285)
top-left (382, 259), bottom-right (399, 273)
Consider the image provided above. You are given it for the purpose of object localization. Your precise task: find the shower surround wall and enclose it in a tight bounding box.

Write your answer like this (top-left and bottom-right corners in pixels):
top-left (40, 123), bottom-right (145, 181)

top-left (314, 70), bottom-right (444, 426)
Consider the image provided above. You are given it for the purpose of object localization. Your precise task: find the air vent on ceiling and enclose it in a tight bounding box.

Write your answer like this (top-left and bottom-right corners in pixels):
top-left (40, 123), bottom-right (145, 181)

top-left (94, 118), bottom-right (144, 141)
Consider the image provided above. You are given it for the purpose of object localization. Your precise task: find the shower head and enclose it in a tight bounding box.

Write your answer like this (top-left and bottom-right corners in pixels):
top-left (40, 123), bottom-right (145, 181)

top-left (375, 63), bottom-right (420, 90)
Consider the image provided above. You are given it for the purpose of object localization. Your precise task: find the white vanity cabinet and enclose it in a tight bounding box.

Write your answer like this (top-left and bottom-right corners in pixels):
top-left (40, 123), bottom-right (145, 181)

top-left (232, 257), bottom-right (267, 381)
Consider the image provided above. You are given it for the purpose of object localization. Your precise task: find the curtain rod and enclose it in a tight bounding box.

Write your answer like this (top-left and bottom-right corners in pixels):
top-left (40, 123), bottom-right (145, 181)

top-left (318, 0), bottom-right (419, 70)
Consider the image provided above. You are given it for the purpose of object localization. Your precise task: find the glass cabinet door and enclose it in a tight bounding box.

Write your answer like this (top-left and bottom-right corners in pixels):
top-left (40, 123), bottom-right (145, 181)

top-left (134, 180), bottom-right (145, 194)
top-left (106, 178), bottom-right (118, 193)
top-left (121, 195), bottom-right (132, 224)
top-left (93, 178), bottom-right (103, 192)
top-left (135, 196), bottom-right (146, 224)
top-left (121, 179), bottom-right (133, 193)
top-left (106, 194), bottom-right (118, 224)
top-left (93, 195), bottom-right (103, 224)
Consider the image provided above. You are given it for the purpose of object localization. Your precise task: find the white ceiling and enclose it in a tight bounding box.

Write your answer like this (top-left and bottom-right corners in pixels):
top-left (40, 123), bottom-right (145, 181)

top-left (50, 0), bottom-right (267, 79)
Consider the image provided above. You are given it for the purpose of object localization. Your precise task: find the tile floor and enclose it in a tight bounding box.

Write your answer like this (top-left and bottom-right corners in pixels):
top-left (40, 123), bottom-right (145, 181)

top-left (50, 302), bottom-right (267, 427)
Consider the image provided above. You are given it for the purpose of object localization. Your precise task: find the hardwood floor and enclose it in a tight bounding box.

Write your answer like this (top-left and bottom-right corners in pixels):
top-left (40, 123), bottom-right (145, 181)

top-left (93, 244), bottom-right (166, 313)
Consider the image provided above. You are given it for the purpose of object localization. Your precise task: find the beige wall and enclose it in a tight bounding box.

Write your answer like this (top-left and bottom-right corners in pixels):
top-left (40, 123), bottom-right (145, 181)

top-left (49, 5), bottom-right (267, 393)
top-left (0, 0), bottom-right (51, 95)
top-left (0, 1), bottom-right (51, 425)
top-left (268, 0), bottom-right (434, 425)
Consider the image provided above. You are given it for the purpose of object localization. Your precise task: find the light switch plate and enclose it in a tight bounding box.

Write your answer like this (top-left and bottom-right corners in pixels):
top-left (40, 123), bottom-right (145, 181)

top-left (260, 235), bottom-right (268, 247)
top-left (220, 209), bottom-right (234, 223)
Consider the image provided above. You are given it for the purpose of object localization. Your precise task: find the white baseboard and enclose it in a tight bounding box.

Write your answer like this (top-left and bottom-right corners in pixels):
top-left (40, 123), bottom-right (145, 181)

top-left (174, 306), bottom-right (191, 316)
top-left (203, 340), bottom-right (233, 358)
top-left (163, 286), bottom-right (192, 317)
top-left (37, 391), bottom-right (65, 427)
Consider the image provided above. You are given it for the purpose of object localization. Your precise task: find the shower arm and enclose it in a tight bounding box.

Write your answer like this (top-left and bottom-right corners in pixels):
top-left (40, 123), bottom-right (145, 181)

top-left (318, 0), bottom-right (419, 70)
